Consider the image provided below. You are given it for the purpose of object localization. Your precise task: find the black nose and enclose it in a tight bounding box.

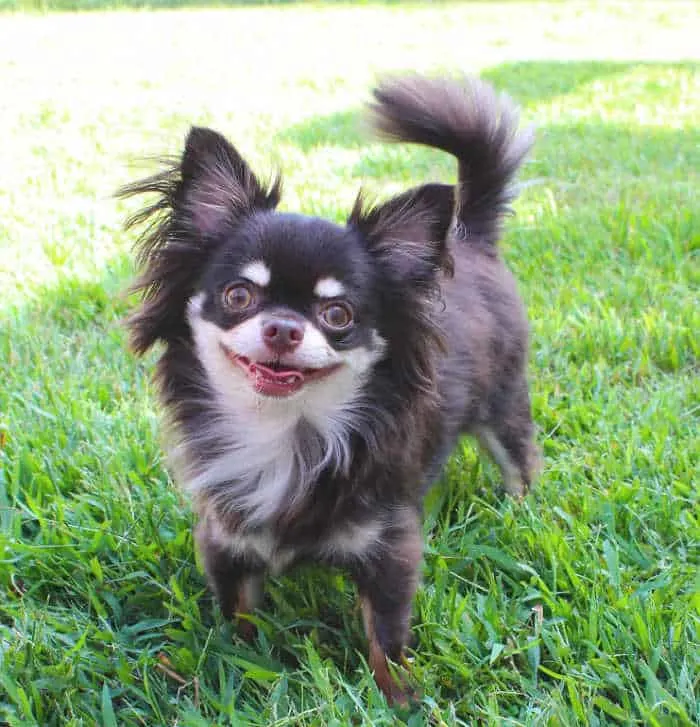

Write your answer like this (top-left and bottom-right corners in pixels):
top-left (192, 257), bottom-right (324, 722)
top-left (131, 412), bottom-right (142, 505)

top-left (262, 317), bottom-right (304, 353)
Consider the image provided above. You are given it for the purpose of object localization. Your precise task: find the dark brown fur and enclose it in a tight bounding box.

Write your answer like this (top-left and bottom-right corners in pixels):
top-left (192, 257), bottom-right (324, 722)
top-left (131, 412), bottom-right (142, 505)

top-left (121, 75), bottom-right (539, 705)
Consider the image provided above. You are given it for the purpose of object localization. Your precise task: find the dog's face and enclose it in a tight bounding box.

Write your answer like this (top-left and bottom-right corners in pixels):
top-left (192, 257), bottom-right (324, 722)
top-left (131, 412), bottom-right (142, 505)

top-left (124, 126), bottom-right (455, 418)
top-left (187, 211), bottom-right (388, 415)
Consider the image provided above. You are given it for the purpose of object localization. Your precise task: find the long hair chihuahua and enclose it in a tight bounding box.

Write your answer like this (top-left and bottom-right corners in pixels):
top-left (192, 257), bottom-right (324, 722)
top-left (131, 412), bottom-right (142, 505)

top-left (120, 75), bottom-right (539, 705)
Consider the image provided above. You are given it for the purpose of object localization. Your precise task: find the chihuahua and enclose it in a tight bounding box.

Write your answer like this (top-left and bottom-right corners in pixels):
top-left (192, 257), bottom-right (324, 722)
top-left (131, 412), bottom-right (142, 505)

top-left (120, 75), bottom-right (539, 705)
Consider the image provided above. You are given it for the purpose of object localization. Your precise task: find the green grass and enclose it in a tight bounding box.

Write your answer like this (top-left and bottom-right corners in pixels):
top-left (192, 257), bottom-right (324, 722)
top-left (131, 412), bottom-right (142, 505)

top-left (1, 2), bottom-right (698, 724)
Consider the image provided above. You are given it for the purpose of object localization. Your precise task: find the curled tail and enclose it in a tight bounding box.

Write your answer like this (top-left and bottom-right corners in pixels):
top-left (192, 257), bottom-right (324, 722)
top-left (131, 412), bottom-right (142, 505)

top-left (368, 75), bottom-right (533, 244)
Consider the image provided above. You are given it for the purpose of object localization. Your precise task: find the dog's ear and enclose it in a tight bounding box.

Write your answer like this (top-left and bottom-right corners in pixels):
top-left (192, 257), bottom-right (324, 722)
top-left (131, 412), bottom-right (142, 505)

top-left (118, 127), bottom-right (280, 354)
top-left (348, 183), bottom-right (454, 286)
top-left (178, 126), bottom-right (280, 237)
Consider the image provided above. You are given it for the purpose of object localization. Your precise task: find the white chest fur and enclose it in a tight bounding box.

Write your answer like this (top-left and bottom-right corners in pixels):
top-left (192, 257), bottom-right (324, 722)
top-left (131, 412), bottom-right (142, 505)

top-left (181, 407), bottom-right (358, 524)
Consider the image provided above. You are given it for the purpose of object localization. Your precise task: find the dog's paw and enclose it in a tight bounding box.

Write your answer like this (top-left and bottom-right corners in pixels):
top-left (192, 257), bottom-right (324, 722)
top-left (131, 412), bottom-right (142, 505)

top-left (235, 616), bottom-right (258, 644)
top-left (373, 654), bottom-right (420, 708)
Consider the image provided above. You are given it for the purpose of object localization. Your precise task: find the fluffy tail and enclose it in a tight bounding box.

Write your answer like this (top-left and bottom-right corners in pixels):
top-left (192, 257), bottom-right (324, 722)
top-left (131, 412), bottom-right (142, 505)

top-left (368, 75), bottom-right (533, 244)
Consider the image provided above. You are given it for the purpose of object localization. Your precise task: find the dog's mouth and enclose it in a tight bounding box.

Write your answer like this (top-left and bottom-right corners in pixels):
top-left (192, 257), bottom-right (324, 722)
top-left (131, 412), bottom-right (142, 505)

top-left (221, 346), bottom-right (342, 397)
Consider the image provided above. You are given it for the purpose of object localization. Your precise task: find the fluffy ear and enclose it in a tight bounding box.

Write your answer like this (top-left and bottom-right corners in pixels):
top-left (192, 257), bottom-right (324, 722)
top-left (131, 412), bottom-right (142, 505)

top-left (178, 126), bottom-right (280, 237)
top-left (118, 126), bottom-right (280, 354)
top-left (348, 183), bottom-right (455, 286)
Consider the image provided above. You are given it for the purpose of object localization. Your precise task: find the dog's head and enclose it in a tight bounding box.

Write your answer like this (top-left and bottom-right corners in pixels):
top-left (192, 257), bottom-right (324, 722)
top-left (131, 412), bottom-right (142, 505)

top-left (121, 127), bottom-right (454, 414)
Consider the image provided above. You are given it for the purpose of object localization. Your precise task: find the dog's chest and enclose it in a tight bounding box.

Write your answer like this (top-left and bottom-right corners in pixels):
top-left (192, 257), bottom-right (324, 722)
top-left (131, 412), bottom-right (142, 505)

top-left (184, 399), bottom-right (356, 524)
top-left (187, 422), bottom-right (315, 521)
top-left (186, 397), bottom-right (385, 567)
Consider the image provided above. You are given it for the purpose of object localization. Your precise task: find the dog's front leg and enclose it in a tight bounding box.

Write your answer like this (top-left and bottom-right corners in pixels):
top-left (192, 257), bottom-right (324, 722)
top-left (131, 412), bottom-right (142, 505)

top-left (351, 510), bottom-right (422, 706)
top-left (195, 520), bottom-right (264, 642)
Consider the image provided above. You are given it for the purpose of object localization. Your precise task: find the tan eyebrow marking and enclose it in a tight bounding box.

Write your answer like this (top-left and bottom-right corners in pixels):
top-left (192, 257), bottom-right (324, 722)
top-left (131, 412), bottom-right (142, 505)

top-left (240, 260), bottom-right (271, 287)
top-left (314, 277), bottom-right (345, 298)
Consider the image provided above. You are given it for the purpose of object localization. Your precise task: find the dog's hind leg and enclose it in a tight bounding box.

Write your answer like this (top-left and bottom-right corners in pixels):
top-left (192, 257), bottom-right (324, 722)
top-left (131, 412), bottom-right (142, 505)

top-left (477, 376), bottom-right (540, 498)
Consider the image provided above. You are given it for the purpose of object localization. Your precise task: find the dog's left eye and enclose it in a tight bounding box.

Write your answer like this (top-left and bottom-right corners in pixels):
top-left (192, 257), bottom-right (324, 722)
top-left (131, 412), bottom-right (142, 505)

top-left (319, 302), bottom-right (353, 330)
top-left (222, 283), bottom-right (254, 311)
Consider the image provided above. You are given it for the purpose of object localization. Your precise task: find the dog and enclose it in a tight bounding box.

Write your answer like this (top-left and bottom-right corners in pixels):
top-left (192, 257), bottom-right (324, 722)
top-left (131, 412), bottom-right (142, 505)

top-left (120, 75), bottom-right (539, 705)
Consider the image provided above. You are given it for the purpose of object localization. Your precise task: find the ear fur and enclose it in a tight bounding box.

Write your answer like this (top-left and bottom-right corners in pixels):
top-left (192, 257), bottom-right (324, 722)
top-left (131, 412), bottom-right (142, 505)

top-left (348, 183), bottom-right (455, 396)
top-left (348, 183), bottom-right (455, 285)
top-left (118, 127), bottom-right (280, 354)
top-left (178, 127), bottom-right (281, 237)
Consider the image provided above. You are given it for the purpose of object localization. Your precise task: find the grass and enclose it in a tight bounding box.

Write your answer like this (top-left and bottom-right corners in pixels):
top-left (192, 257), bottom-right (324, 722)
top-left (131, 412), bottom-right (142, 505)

top-left (0, 1), bottom-right (698, 724)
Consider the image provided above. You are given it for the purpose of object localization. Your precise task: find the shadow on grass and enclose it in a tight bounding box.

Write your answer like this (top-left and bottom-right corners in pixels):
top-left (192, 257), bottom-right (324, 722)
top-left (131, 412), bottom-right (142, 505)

top-left (351, 117), bottom-right (699, 184)
top-left (478, 60), bottom-right (690, 107)
top-left (279, 109), bottom-right (365, 152)
top-left (281, 60), bottom-right (698, 153)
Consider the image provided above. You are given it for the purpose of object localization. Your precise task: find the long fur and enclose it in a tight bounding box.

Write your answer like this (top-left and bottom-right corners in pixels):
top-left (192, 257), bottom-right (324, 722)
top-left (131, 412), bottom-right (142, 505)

top-left (117, 129), bottom-right (281, 354)
top-left (368, 75), bottom-right (534, 244)
top-left (121, 75), bottom-right (539, 706)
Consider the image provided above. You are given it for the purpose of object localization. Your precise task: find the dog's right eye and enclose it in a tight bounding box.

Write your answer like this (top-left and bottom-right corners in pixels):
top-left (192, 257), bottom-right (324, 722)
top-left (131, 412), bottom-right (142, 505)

top-left (222, 283), bottom-right (254, 312)
top-left (319, 301), bottom-right (354, 331)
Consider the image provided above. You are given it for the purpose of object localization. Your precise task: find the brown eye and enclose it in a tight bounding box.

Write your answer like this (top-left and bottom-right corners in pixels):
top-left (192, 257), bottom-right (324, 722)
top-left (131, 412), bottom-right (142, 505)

top-left (320, 302), bottom-right (353, 330)
top-left (223, 283), bottom-right (254, 311)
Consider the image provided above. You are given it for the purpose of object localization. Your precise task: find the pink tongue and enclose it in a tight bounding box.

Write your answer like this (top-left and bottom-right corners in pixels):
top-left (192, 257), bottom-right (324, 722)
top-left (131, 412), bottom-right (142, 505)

top-left (249, 363), bottom-right (304, 397)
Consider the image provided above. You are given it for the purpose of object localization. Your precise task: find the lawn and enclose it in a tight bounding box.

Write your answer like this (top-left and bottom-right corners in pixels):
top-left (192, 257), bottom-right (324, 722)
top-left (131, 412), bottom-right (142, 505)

top-left (0, 2), bottom-right (698, 725)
